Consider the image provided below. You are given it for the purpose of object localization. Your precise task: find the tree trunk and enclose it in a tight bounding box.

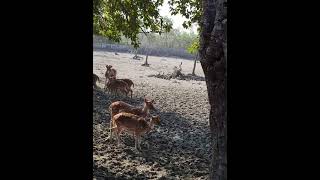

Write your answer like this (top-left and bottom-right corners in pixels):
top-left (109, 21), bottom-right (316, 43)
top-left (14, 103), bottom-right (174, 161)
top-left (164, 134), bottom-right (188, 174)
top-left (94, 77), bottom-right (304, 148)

top-left (145, 54), bottom-right (149, 64)
top-left (142, 52), bottom-right (150, 66)
top-left (199, 0), bottom-right (227, 179)
top-left (192, 53), bottom-right (198, 75)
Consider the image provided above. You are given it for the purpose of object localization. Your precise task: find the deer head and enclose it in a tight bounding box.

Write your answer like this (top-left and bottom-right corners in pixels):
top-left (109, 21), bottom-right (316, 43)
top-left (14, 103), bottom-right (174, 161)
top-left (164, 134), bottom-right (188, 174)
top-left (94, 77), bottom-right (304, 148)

top-left (144, 98), bottom-right (156, 111)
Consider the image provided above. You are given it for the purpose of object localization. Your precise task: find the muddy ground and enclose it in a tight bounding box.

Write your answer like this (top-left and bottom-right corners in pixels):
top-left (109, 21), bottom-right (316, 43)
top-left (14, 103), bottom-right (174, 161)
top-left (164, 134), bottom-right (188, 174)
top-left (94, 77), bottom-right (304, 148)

top-left (93, 51), bottom-right (211, 179)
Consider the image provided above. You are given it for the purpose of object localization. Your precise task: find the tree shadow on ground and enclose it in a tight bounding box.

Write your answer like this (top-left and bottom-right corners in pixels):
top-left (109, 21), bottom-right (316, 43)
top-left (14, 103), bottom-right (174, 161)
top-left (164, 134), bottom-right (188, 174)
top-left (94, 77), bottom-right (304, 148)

top-left (93, 162), bottom-right (151, 180)
top-left (119, 111), bottom-right (211, 179)
top-left (93, 87), bottom-right (211, 179)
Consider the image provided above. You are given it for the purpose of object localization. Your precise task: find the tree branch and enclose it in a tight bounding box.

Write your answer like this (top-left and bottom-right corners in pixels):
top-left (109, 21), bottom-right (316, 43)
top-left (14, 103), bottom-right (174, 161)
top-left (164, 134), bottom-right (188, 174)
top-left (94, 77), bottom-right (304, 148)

top-left (138, 29), bottom-right (166, 35)
top-left (118, 1), bottom-right (130, 23)
top-left (140, 27), bottom-right (149, 36)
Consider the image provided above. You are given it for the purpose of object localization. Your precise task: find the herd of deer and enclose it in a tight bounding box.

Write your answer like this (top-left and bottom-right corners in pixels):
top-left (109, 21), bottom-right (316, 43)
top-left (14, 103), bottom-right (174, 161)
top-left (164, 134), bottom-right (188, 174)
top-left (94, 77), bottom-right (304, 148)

top-left (93, 64), bottom-right (160, 150)
top-left (93, 65), bottom-right (134, 98)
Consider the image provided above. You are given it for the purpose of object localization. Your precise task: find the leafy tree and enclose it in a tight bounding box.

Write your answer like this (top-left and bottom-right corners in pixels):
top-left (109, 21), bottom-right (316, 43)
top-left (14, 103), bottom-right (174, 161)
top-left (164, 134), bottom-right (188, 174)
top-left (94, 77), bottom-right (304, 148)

top-left (93, 0), bottom-right (172, 48)
top-left (168, 0), bottom-right (227, 179)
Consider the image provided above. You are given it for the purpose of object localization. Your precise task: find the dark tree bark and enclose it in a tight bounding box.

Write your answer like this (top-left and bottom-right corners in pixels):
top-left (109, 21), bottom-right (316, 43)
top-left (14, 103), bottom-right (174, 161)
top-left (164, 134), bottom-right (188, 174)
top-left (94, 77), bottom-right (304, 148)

top-left (199, 0), bottom-right (227, 179)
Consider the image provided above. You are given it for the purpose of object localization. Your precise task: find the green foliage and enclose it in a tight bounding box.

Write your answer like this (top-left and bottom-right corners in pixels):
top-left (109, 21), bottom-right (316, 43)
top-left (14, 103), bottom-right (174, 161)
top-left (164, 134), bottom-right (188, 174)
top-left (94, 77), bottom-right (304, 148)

top-left (93, 0), bottom-right (201, 48)
top-left (93, 0), bottom-right (172, 48)
top-left (187, 36), bottom-right (199, 54)
top-left (161, 16), bottom-right (174, 33)
top-left (168, 0), bottom-right (202, 29)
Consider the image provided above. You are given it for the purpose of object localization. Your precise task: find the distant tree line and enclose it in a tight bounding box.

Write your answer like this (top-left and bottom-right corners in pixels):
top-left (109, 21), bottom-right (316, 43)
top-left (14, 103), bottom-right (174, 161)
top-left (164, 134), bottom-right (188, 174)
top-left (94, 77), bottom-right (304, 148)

top-left (93, 27), bottom-right (198, 60)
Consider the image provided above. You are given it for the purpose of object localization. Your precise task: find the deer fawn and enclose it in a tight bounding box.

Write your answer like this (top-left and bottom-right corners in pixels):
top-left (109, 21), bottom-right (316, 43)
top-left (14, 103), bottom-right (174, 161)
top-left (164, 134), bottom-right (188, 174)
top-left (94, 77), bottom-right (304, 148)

top-left (109, 98), bottom-right (156, 139)
top-left (111, 113), bottom-right (160, 150)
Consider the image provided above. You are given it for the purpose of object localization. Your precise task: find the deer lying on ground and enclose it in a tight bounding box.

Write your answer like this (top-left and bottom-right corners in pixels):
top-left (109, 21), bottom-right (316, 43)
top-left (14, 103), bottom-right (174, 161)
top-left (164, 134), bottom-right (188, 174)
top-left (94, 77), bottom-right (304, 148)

top-left (93, 73), bottom-right (100, 88)
top-left (105, 76), bottom-right (133, 98)
top-left (111, 113), bottom-right (160, 150)
top-left (109, 98), bottom-right (156, 139)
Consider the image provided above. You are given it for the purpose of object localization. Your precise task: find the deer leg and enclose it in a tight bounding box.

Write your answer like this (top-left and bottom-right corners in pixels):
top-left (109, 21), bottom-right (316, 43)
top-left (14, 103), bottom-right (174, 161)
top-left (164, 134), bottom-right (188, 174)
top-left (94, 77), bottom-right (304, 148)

top-left (122, 88), bottom-right (127, 97)
top-left (122, 89), bottom-right (127, 97)
top-left (134, 132), bottom-right (138, 150)
top-left (137, 135), bottom-right (142, 150)
top-left (109, 119), bottom-right (113, 140)
top-left (116, 128), bottom-right (122, 147)
top-left (115, 89), bottom-right (119, 97)
top-left (104, 80), bottom-right (108, 92)
top-left (111, 88), bottom-right (115, 96)
top-left (109, 126), bottom-right (117, 140)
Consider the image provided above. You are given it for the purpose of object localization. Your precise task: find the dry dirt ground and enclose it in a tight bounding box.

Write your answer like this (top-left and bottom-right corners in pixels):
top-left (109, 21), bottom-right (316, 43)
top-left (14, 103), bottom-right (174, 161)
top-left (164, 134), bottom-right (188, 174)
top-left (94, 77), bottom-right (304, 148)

top-left (93, 51), bottom-right (211, 179)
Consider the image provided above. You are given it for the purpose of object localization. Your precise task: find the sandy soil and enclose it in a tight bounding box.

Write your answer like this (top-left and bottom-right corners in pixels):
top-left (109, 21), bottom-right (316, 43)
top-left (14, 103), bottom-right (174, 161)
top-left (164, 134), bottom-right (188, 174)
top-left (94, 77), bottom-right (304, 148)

top-left (93, 51), bottom-right (211, 179)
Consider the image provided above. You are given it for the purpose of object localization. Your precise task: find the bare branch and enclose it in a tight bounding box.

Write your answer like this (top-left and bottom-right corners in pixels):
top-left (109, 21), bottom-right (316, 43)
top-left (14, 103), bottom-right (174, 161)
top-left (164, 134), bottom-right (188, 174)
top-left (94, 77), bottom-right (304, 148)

top-left (140, 27), bottom-right (149, 36)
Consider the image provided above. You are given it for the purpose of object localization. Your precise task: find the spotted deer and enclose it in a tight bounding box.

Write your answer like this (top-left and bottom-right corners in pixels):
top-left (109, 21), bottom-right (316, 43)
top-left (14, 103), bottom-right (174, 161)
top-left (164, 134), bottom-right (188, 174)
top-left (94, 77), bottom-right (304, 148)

top-left (109, 98), bottom-right (156, 139)
top-left (111, 113), bottom-right (160, 150)
top-left (105, 65), bottom-right (117, 79)
top-left (117, 78), bottom-right (134, 88)
top-left (105, 76), bottom-right (133, 98)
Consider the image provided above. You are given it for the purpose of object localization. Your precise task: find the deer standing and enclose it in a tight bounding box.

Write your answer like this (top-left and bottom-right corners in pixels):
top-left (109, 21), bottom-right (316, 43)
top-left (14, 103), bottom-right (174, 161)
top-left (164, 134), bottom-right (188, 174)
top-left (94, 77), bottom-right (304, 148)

top-left (111, 113), bottom-right (160, 150)
top-left (105, 76), bottom-right (133, 98)
top-left (109, 98), bottom-right (156, 139)
top-left (105, 65), bottom-right (117, 79)
top-left (117, 79), bottom-right (134, 89)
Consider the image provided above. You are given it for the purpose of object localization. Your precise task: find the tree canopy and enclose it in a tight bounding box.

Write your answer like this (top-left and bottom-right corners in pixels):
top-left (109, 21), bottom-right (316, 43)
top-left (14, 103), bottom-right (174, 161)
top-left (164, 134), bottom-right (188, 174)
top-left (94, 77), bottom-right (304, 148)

top-left (93, 0), bottom-right (202, 48)
top-left (168, 0), bottom-right (202, 29)
top-left (93, 0), bottom-right (173, 48)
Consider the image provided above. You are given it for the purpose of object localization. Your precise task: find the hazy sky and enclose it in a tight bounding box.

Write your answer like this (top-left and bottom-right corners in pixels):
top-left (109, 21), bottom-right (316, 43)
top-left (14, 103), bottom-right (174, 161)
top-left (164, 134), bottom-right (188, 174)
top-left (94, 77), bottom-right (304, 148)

top-left (159, 0), bottom-right (198, 34)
